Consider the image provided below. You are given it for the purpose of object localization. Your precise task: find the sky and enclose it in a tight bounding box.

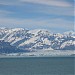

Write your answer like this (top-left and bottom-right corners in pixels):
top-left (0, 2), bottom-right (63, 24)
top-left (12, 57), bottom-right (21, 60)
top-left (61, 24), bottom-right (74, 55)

top-left (0, 0), bottom-right (74, 33)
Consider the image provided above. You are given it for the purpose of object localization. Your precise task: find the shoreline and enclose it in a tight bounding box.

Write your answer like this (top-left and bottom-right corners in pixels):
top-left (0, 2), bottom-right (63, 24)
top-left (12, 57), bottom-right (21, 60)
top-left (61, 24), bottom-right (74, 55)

top-left (0, 50), bottom-right (74, 58)
top-left (0, 55), bottom-right (74, 58)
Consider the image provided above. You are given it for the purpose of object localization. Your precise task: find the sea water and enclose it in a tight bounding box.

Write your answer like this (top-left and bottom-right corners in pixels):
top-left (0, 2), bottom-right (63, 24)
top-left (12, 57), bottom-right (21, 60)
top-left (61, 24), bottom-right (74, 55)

top-left (0, 57), bottom-right (74, 75)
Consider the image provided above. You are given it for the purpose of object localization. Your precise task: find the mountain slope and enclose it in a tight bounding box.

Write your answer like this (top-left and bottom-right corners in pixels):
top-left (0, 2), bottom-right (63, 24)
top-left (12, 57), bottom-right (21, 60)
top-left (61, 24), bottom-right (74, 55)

top-left (0, 28), bottom-right (75, 51)
top-left (0, 40), bottom-right (30, 53)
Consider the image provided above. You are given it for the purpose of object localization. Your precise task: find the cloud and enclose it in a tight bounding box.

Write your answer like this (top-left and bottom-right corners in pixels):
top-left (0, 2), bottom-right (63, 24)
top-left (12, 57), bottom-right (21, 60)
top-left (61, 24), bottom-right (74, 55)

top-left (0, 0), bottom-right (21, 6)
top-left (0, 10), bottom-right (13, 14)
top-left (0, 0), bottom-right (73, 7)
top-left (0, 17), bottom-right (74, 32)
top-left (0, 0), bottom-right (73, 17)
top-left (0, 10), bottom-right (13, 18)
top-left (33, 6), bottom-right (74, 16)
top-left (20, 0), bottom-right (72, 7)
top-left (0, 0), bottom-right (74, 33)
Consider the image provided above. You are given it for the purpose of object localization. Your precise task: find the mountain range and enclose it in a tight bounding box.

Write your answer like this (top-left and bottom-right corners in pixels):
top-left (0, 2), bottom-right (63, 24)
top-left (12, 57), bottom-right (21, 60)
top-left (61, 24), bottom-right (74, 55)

top-left (0, 27), bottom-right (75, 53)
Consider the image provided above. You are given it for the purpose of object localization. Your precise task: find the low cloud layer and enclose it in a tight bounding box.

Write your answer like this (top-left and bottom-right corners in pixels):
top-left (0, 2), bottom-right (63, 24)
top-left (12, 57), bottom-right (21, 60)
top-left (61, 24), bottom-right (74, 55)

top-left (20, 0), bottom-right (72, 7)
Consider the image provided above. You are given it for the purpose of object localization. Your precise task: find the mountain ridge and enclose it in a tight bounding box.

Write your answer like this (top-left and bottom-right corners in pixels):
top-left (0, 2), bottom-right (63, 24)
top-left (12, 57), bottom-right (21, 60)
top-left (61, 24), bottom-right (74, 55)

top-left (0, 27), bottom-right (75, 52)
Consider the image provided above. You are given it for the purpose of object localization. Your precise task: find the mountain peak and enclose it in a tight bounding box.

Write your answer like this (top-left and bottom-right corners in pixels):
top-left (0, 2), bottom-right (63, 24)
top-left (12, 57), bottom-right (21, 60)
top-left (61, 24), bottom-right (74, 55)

top-left (0, 27), bottom-right (75, 51)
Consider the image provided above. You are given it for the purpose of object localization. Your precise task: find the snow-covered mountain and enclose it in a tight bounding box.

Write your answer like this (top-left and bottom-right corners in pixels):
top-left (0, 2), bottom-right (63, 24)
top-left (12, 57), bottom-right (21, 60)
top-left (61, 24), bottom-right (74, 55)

top-left (0, 27), bottom-right (75, 51)
top-left (0, 40), bottom-right (29, 53)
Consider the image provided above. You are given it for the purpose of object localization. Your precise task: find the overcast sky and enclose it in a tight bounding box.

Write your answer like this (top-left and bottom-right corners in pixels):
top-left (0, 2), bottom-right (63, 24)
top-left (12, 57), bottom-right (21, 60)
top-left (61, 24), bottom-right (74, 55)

top-left (0, 0), bottom-right (74, 33)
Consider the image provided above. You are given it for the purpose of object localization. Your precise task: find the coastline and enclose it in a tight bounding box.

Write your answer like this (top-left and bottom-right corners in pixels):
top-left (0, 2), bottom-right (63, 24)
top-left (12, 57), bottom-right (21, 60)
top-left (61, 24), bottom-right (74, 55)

top-left (0, 55), bottom-right (74, 58)
top-left (0, 50), bottom-right (74, 58)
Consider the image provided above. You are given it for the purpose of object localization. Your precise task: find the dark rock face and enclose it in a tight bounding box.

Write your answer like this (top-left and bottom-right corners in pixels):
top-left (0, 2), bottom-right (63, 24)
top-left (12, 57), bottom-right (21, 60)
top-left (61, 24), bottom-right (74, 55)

top-left (0, 28), bottom-right (75, 52)
top-left (0, 40), bottom-right (30, 53)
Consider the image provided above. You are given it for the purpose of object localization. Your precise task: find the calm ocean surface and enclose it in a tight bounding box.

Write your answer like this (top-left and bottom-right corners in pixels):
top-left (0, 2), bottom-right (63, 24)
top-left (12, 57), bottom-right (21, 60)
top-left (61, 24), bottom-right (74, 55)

top-left (0, 57), bottom-right (74, 75)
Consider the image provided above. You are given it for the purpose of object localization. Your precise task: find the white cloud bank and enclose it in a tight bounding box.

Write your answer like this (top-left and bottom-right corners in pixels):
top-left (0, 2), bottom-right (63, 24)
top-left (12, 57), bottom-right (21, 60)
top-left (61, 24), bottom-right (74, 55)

top-left (0, 0), bottom-right (72, 7)
top-left (20, 0), bottom-right (72, 7)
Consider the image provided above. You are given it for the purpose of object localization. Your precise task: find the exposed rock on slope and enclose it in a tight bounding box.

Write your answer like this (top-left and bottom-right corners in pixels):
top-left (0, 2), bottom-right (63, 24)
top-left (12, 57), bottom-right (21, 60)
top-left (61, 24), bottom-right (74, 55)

top-left (0, 28), bottom-right (75, 51)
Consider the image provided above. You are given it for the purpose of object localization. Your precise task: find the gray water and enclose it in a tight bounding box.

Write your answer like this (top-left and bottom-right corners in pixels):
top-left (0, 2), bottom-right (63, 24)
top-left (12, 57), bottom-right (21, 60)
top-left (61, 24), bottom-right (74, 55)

top-left (0, 57), bottom-right (74, 75)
